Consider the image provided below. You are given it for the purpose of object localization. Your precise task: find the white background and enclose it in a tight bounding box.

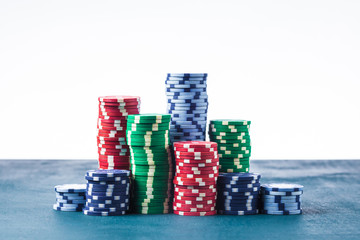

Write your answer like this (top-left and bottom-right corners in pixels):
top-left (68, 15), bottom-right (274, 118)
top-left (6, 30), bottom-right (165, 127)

top-left (0, 0), bottom-right (359, 160)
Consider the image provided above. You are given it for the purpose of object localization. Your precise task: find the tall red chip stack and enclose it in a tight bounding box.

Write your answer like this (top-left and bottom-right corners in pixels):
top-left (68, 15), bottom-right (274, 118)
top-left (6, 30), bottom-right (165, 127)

top-left (97, 96), bottom-right (141, 170)
top-left (173, 141), bottom-right (219, 216)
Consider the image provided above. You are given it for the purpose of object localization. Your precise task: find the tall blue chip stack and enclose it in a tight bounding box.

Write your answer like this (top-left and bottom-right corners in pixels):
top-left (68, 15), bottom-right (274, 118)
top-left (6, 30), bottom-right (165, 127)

top-left (217, 173), bottom-right (261, 215)
top-left (83, 169), bottom-right (131, 216)
top-left (165, 73), bottom-right (209, 143)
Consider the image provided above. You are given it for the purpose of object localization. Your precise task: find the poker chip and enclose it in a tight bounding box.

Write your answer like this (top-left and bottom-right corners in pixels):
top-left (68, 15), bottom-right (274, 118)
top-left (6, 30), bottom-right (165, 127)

top-left (173, 141), bottom-right (218, 216)
top-left (216, 173), bottom-right (261, 215)
top-left (83, 169), bottom-right (130, 216)
top-left (53, 184), bottom-right (86, 212)
top-left (96, 96), bottom-right (141, 169)
top-left (173, 210), bottom-right (217, 216)
top-left (260, 183), bottom-right (304, 215)
top-left (126, 114), bottom-right (173, 214)
top-left (165, 73), bottom-right (208, 143)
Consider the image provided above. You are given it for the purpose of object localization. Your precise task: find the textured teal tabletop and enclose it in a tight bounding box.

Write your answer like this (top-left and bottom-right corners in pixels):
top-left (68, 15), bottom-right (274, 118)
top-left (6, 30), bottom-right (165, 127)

top-left (0, 160), bottom-right (359, 240)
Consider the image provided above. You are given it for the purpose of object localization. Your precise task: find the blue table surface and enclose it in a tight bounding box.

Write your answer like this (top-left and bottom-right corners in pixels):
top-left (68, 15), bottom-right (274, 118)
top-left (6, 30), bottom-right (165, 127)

top-left (0, 160), bottom-right (359, 240)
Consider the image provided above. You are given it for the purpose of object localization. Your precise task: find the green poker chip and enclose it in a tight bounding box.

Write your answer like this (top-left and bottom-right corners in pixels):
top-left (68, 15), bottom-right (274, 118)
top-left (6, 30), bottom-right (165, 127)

top-left (131, 171), bottom-right (171, 177)
top-left (130, 146), bottom-right (170, 153)
top-left (127, 141), bottom-right (170, 147)
top-left (131, 152), bottom-right (170, 159)
top-left (219, 167), bottom-right (249, 173)
top-left (209, 135), bottom-right (251, 141)
top-left (210, 138), bottom-right (251, 145)
top-left (127, 114), bottom-right (171, 124)
top-left (218, 148), bottom-right (251, 156)
top-left (132, 175), bottom-right (173, 181)
top-left (210, 119), bottom-right (251, 126)
top-left (127, 130), bottom-right (169, 136)
top-left (218, 144), bottom-right (252, 151)
top-left (218, 152), bottom-right (251, 158)
top-left (209, 125), bottom-right (250, 133)
top-left (208, 130), bottom-right (249, 136)
top-left (127, 123), bottom-right (170, 132)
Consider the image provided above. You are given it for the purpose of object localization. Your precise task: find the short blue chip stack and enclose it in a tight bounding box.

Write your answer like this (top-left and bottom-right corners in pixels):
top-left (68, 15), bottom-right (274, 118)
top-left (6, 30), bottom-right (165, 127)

top-left (53, 184), bottom-right (86, 212)
top-left (83, 169), bottom-right (131, 216)
top-left (217, 172), bottom-right (261, 215)
top-left (165, 73), bottom-right (209, 143)
top-left (260, 183), bottom-right (303, 215)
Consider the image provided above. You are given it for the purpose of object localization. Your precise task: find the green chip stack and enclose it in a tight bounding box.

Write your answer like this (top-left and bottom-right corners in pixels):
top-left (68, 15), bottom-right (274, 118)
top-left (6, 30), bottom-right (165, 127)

top-left (208, 119), bottom-right (251, 173)
top-left (126, 114), bottom-right (173, 214)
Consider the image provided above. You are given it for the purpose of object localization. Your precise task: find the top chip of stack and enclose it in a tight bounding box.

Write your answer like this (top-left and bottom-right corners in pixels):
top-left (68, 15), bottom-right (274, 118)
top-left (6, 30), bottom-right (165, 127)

top-left (208, 119), bottom-right (251, 173)
top-left (127, 114), bottom-right (173, 214)
top-left (173, 141), bottom-right (219, 216)
top-left (217, 173), bottom-right (261, 215)
top-left (165, 73), bottom-right (209, 143)
top-left (53, 184), bottom-right (86, 212)
top-left (260, 183), bottom-right (303, 215)
top-left (83, 169), bottom-right (131, 216)
top-left (97, 96), bottom-right (141, 170)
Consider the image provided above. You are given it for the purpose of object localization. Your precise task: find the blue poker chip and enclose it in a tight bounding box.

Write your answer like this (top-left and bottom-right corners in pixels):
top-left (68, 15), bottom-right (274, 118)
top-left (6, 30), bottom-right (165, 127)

top-left (56, 194), bottom-right (85, 201)
top-left (218, 200), bottom-right (259, 206)
top-left (86, 180), bottom-right (129, 185)
top-left (167, 102), bottom-right (208, 107)
top-left (83, 206), bottom-right (129, 212)
top-left (55, 202), bottom-right (85, 208)
top-left (170, 121), bottom-right (206, 126)
top-left (219, 187), bottom-right (260, 193)
top-left (165, 84), bottom-right (207, 89)
top-left (166, 80), bottom-right (207, 85)
top-left (86, 198), bottom-right (129, 204)
top-left (86, 194), bottom-right (129, 201)
top-left (217, 205), bottom-right (257, 211)
top-left (85, 176), bottom-right (129, 182)
top-left (218, 172), bottom-right (261, 181)
top-left (218, 209), bottom-right (258, 215)
top-left (170, 132), bottom-right (204, 137)
top-left (167, 95), bottom-right (208, 100)
top-left (217, 182), bottom-right (261, 189)
top-left (166, 88), bottom-right (206, 93)
top-left (171, 118), bottom-right (207, 123)
top-left (167, 98), bottom-right (208, 104)
top-left (171, 124), bottom-right (206, 129)
top-left (86, 183), bottom-right (129, 189)
top-left (260, 190), bottom-right (303, 196)
top-left (54, 184), bottom-right (86, 193)
top-left (261, 183), bottom-right (304, 192)
top-left (86, 190), bottom-right (129, 196)
top-left (83, 209), bottom-right (126, 216)
top-left (86, 169), bottom-right (130, 178)
top-left (166, 76), bottom-right (207, 80)
top-left (56, 198), bottom-right (86, 204)
top-left (168, 106), bottom-right (208, 112)
top-left (262, 205), bottom-right (301, 211)
top-left (86, 202), bottom-right (129, 208)
top-left (170, 127), bottom-right (205, 133)
top-left (221, 191), bottom-right (259, 197)
top-left (53, 204), bottom-right (83, 212)
top-left (217, 195), bottom-right (258, 201)
top-left (166, 90), bottom-right (208, 95)
top-left (167, 73), bottom-right (208, 77)
top-left (171, 113), bottom-right (207, 118)
top-left (261, 195), bottom-right (301, 203)
top-left (260, 209), bottom-right (302, 215)
top-left (171, 136), bottom-right (204, 141)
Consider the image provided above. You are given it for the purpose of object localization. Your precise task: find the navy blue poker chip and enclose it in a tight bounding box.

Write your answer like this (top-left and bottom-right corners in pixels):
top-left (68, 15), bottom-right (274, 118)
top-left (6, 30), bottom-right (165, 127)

top-left (218, 172), bottom-right (261, 181)
top-left (86, 198), bottom-right (129, 205)
top-left (166, 88), bottom-right (206, 93)
top-left (260, 209), bottom-right (302, 215)
top-left (86, 202), bottom-right (129, 208)
top-left (217, 182), bottom-right (261, 189)
top-left (83, 209), bottom-right (126, 216)
top-left (167, 73), bottom-right (208, 78)
top-left (83, 206), bottom-right (129, 212)
top-left (86, 169), bottom-right (130, 178)
top-left (218, 209), bottom-right (258, 215)
top-left (261, 183), bottom-right (304, 192)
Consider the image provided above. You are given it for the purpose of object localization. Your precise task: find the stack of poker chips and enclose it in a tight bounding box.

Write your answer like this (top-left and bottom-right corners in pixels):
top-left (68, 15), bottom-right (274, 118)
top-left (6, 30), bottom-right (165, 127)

top-left (173, 141), bottom-right (219, 216)
top-left (126, 114), bottom-right (173, 214)
top-left (83, 170), bottom-right (130, 216)
top-left (53, 184), bottom-right (86, 212)
top-left (97, 96), bottom-right (141, 170)
top-left (260, 183), bottom-right (303, 215)
top-left (217, 173), bottom-right (261, 215)
top-left (165, 73), bottom-right (209, 143)
top-left (208, 119), bottom-right (251, 173)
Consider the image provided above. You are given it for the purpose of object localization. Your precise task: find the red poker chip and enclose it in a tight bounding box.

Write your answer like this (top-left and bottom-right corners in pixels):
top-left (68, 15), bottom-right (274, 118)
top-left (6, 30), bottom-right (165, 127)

top-left (98, 147), bottom-right (128, 153)
top-left (98, 111), bottom-right (139, 117)
top-left (175, 158), bottom-right (218, 164)
top-left (98, 115), bottom-right (131, 121)
top-left (176, 161), bottom-right (219, 167)
top-left (173, 210), bottom-right (217, 216)
top-left (99, 161), bottom-right (130, 167)
top-left (175, 151), bottom-right (218, 158)
top-left (98, 96), bottom-right (141, 103)
top-left (97, 141), bottom-right (127, 146)
top-left (173, 199), bottom-right (216, 206)
top-left (99, 107), bottom-right (140, 114)
top-left (174, 147), bottom-right (217, 153)
top-left (97, 144), bottom-right (129, 150)
top-left (97, 136), bottom-right (127, 142)
top-left (173, 180), bottom-right (216, 187)
top-left (98, 118), bottom-right (128, 124)
top-left (174, 141), bottom-right (217, 149)
top-left (176, 165), bottom-right (219, 172)
top-left (97, 133), bottom-right (127, 138)
top-left (173, 204), bottom-right (215, 212)
top-left (97, 124), bottom-right (127, 131)
top-left (175, 169), bottom-right (218, 175)
top-left (98, 166), bottom-right (130, 170)
top-left (174, 187), bottom-right (217, 195)
top-left (98, 151), bottom-right (129, 157)
top-left (99, 103), bottom-right (140, 108)
top-left (175, 172), bottom-right (218, 179)
top-left (98, 155), bottom-right (130, 162)
top-left (98, 122), bottom-right (127, 128)
top-left (174, 191), bottom-right (217, 197)
top-left (174, 176), bottom-right (216, 183)
top-left (174, 195), bottom-right (216, 201)
top-left (97, 129), bottom-right (126, 134)
top-left (175, 184), bottom-right (216, 190)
